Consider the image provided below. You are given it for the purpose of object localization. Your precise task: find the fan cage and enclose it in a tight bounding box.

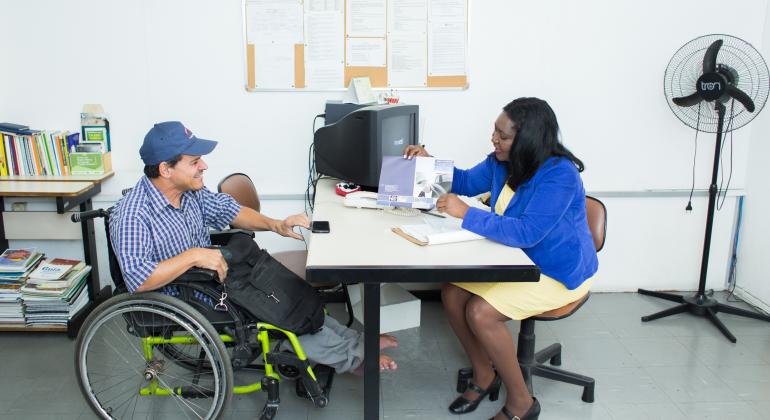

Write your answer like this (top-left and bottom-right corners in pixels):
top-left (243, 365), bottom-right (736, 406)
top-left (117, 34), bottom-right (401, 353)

top-left (663, 34), bottom-right (769, 133)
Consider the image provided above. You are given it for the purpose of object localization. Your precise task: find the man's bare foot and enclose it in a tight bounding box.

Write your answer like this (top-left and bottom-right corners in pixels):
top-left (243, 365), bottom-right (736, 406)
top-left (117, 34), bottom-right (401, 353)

top-left (379, 354), bottom-right (398, 372)
top-left (379, 334), bottom-right (398, 350)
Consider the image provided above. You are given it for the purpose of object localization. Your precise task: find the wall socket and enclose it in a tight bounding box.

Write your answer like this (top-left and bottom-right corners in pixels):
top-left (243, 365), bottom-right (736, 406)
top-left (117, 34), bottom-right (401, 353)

top-left (11, 202), bottom-right (27, 211)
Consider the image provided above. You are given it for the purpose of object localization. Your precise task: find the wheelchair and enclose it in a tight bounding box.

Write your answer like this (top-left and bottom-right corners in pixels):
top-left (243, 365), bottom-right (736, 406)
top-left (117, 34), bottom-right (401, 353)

top-left (72, 206), bottom-right (333, 420)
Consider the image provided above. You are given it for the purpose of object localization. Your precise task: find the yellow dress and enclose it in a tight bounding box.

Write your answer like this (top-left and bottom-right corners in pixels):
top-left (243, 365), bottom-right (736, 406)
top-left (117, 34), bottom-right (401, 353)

top-left (453, 184), bottom-right (593, 320)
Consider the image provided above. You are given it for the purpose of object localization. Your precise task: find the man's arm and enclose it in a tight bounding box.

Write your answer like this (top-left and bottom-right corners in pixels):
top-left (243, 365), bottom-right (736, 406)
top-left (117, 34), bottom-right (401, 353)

top-left (230, 206), bottom-right (309, 240)
top-left (136, 248), bottom-right (228, 292)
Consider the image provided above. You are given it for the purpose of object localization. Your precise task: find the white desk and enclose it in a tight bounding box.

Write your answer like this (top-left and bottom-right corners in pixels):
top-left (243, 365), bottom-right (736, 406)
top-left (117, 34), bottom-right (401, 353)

top-left (306, 178), bottom-right (539, 420)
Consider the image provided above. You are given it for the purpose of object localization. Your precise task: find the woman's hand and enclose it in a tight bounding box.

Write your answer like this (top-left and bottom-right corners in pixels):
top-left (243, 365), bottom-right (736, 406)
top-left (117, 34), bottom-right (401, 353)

top-left (274, 213), bottom-right (310, 240)
top-left (402, 145), bottom-right (430, 159)
top-left (436, 193), bottom-right (470, 219)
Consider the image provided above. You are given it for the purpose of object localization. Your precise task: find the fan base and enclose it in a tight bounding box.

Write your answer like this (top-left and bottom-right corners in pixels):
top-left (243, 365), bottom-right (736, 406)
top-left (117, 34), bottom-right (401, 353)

top-left (637, 289), bottom-right (770, 343)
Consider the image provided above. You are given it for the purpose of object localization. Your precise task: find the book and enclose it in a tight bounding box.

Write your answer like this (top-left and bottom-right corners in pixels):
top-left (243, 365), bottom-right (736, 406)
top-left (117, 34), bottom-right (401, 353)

top-left (392, 214), bottom-right (484, 246)
top-left (81, 104), bottom-right (111, 152)
top-left (22, 265), bottom-right (90, 293)
top-left (0, 122), bottom-right (34, 135)
top-left (377, 155), bottom-right (454, 210)
top-left (0, 248), bottom-right (42, 271)
top-left (28, 258), bottom-right (83, 282)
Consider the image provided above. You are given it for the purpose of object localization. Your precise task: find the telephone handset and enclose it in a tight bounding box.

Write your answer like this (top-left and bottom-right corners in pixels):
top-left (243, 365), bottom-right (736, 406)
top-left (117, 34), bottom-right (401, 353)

top-left (343, 191), bottom-right (383, 209)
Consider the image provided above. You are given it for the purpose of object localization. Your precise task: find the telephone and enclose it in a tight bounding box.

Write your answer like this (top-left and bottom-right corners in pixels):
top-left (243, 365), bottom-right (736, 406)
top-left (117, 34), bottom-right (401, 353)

top-left (343, 191), bottom-right (383, 209)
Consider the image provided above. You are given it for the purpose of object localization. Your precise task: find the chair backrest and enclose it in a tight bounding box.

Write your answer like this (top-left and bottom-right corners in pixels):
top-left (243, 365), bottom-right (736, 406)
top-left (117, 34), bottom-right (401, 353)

top-left (218, 173), bottom-right (260, 212)
top-left (585, 196), bottom-right (607, 252)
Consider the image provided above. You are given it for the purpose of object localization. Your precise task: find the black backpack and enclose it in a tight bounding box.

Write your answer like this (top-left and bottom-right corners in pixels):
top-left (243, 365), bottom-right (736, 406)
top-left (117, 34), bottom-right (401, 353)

top-left (221, 232), bottom-right (324, 335)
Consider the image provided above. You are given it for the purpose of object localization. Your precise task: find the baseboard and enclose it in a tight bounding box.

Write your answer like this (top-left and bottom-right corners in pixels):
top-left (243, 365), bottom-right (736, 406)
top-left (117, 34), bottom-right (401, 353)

top-left (733, 286), bottom-right (770, 316)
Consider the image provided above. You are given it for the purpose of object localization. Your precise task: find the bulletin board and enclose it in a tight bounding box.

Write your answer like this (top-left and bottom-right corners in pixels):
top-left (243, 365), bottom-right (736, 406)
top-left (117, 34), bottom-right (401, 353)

top-left (242, 0), bottom-right (468, 91)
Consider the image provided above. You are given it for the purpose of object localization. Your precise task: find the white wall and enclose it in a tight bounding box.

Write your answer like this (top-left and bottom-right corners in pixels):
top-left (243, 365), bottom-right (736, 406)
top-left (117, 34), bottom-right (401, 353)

top-left (1, 0), bottom-right (768, 298)
top-left (735, 1), bottom-right (770, 313)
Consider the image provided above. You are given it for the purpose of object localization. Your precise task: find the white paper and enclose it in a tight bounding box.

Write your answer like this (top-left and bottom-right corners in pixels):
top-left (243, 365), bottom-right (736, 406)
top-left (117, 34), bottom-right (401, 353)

top-left (246, 0), bottom-right (303, 44)
top-left (346, 0), bottom-right (386, 37)
top-left (346, 38), bottom-right (386, 67)
top-left (253, 42), bottom-right (295, 88)
top-left (427, 0), bottom-right (466, 76)
top-left (304, 9), bottom-right (345, 88)
top-left (388, 0), bottom-right (427, 33)
top-left (429, 0), bottom-right (465, 22)
top-left (428, 20), bottom-right (466, 76)
top-left (388, 32), bottom-right (427, 86)
top-left (305, 0), bottom-right (343, 12)
top-left (399, 216), bottom-right (483, 245)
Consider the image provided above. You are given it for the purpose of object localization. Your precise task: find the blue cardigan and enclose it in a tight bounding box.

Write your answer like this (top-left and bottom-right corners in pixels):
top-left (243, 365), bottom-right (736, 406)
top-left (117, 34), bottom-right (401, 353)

top-left (454, 155), bottom-right (598, 290)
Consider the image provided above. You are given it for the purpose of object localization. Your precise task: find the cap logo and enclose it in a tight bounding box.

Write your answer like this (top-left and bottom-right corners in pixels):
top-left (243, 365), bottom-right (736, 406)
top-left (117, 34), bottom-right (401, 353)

top-left (183, 127), bottom-right (193, 139)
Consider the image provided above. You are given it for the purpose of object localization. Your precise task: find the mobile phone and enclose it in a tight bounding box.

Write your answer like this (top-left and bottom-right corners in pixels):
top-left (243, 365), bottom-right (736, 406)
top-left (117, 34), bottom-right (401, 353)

top-left (311, 220), bottom-right (330, 233)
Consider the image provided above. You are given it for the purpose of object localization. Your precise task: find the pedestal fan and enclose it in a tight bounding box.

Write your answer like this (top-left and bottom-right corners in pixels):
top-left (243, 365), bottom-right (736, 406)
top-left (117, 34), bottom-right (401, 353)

top-left (638, 34), bottom-right (770, 343)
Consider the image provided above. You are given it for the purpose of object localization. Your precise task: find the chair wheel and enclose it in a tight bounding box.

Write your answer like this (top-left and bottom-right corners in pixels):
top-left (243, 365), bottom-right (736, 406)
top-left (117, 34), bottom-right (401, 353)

top-left (314, 395), bottom-right (329, 408)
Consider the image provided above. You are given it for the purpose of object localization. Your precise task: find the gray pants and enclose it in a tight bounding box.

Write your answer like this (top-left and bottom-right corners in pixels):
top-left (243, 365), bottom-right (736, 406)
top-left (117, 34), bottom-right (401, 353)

top-left (281, 315), bottom-right (364, 373)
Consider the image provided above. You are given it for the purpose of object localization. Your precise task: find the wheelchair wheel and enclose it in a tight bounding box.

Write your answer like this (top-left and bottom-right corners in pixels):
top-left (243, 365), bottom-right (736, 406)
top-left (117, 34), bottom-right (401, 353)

top-left (75, 292), bottom-right (233, 419)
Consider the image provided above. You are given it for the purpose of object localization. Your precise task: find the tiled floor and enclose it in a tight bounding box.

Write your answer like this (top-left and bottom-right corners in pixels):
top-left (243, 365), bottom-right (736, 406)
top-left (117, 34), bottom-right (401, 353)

top-left (1, 292), bottom-right (769, 419)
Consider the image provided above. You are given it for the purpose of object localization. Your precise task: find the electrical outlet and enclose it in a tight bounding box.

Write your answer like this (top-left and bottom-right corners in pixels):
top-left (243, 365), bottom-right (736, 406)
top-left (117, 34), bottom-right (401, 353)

top-left (11, 202), bottom-right (27, 211)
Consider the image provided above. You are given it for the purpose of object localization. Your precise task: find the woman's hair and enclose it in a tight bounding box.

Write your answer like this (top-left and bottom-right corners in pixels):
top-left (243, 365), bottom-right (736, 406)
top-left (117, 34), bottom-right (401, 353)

top-left (502, 97), bottom-right (584, 189)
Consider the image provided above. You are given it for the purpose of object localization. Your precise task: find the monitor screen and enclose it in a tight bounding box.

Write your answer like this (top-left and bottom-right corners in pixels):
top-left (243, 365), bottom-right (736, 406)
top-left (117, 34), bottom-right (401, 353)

top-left (314, 104), bottom-right (419, 189)
top-left (381, 114), bottom-right (412, 156)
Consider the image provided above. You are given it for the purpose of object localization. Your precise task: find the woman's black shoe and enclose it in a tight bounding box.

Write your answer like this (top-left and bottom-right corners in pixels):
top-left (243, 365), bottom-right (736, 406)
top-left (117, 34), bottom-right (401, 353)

top-left (489, 397), bottom-right (541, 420)
top-left (448, 374), bottom-right (501, 414)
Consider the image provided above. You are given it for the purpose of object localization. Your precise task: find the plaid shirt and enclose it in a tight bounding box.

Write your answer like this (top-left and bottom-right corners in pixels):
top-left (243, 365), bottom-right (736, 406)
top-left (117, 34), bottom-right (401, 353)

top-left (109, 176), bottom-right (241, 297)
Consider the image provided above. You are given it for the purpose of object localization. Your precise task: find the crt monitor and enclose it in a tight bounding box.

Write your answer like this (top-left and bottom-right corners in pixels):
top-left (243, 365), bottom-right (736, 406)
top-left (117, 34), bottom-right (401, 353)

top-left (314, 104), bottom-right (419, 189)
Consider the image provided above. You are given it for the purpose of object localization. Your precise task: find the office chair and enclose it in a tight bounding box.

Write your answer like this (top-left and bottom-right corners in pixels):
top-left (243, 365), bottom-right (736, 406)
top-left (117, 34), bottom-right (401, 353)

top-left (458, 195), bottom-right (607, 403)
top-left (217, 173), bottom-right (355, 327)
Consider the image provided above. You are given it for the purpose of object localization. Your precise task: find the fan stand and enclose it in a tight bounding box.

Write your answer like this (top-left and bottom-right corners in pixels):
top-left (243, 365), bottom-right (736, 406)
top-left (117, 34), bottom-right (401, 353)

top-left (638, 102), bottom-right (770, 343)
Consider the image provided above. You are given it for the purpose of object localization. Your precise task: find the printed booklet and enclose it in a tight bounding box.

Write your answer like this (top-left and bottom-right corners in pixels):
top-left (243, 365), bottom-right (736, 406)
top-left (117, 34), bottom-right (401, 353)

top-left (0, 248), bottom-right (42, 272)
top-left (377, 156), bottom-right (454, 210)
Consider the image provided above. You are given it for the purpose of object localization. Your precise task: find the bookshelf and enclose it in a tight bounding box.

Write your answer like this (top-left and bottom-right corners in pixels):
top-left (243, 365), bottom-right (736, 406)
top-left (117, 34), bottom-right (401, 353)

top-left (0, 172), bottom-right (114, 336)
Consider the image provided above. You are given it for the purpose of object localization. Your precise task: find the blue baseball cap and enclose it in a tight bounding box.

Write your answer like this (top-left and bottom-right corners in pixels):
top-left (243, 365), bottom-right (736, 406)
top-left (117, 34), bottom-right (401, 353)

top-left (140, 121), bottom-right (218, 165)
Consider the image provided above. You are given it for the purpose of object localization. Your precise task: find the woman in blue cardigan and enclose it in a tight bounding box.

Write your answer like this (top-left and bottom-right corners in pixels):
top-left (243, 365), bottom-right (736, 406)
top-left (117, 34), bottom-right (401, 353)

top-left (404, 97), bottom-right (598, 420)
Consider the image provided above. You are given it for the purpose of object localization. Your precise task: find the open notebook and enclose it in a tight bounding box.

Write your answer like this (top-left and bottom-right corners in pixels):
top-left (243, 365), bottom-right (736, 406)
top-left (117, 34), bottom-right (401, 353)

top-left (392, 196), bottom-right (488, 245)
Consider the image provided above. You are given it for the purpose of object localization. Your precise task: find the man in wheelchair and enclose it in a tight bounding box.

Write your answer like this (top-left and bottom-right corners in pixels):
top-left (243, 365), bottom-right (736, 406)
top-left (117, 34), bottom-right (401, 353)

top-left (75, 121), bottom-right (397, 420)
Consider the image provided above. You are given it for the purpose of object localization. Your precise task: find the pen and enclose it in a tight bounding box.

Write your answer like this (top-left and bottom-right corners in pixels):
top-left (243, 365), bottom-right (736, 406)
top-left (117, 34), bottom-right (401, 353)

top-left (421, 209), bottom-right (446, 218)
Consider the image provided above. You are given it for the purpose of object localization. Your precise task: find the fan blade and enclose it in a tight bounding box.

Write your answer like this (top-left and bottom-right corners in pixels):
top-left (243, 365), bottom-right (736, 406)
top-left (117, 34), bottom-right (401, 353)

top-left (702, 39), bottom-right (723, 73)
top-left (726, 85), bottom-right (756, 112)
top-left (672, 93), bottom-right (702, 107)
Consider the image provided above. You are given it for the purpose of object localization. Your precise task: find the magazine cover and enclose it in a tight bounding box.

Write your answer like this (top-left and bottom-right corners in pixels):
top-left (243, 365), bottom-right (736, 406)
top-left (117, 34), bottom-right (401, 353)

top-left (0, 248), bottom-right (37, 268)
top-left (377, 156), bottom-right (453, 209)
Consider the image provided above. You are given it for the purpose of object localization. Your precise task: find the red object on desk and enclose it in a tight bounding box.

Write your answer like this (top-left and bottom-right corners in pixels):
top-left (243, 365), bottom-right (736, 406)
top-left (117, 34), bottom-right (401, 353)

top-left (335, 182), bottom-right (361, 196)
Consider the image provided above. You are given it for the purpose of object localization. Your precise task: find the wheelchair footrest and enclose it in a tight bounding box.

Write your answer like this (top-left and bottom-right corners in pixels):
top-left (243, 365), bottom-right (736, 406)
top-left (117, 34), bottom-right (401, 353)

top-left (296, 364), bottom-right (333, 408)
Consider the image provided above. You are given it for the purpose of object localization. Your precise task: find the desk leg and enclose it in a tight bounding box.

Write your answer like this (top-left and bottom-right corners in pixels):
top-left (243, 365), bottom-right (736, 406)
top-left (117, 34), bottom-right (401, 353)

top-left (363, 282), bottom-right (381, 420)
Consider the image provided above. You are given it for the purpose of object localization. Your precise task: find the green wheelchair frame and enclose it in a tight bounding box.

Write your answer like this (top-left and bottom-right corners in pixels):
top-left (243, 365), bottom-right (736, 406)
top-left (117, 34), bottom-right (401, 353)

top-left (73, 207), bottom-right (332, 420)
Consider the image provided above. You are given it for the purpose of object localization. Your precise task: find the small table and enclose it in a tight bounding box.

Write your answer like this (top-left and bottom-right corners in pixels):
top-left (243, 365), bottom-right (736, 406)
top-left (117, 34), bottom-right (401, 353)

top-left (306, 178), bottom-right (540, 419)
top-left (0, 172), bottom-right (114, 336)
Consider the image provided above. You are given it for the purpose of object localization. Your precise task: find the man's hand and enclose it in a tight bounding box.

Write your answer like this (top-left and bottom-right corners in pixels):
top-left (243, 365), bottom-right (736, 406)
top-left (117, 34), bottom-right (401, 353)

top-left (274, 213), bottom-right (310, 240)
top-left (402, 145), bottom-right (430, 159)
top-left (189, 248), bottom-right (229, 282)
top-left (436, 193), bottom-right (470, 219)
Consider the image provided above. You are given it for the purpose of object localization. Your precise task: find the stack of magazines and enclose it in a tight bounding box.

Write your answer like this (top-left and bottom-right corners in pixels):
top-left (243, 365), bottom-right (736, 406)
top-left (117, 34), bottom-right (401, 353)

top-left (0, 248), bottom-right (43, 326)
top-left (21, 258), bottom-right (91, 326)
